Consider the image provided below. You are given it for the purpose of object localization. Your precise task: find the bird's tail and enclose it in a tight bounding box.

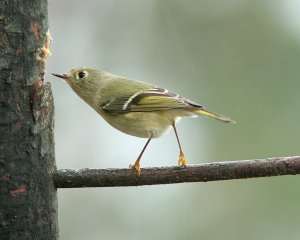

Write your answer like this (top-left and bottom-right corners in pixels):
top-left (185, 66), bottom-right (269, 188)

top-left (193, 108), bottom-right (236, 124)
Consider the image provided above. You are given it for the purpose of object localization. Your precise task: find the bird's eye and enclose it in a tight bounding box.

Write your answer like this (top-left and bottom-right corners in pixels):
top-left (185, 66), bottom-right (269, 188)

top-left (78, 71), bottom-right (87, 79)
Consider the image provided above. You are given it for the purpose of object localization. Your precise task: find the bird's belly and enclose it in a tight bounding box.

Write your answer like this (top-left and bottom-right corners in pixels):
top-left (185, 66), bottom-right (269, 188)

top-left (100, 111), bottom-right (180, 138)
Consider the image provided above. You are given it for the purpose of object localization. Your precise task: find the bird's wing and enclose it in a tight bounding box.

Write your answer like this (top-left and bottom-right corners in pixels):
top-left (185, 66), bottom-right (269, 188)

top-left (101, 87), bottom-right (203, 114)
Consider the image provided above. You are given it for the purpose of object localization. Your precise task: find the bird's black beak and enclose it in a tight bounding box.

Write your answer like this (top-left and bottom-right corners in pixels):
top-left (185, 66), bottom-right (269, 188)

top-left (52, 73), bottom-right (70, 80)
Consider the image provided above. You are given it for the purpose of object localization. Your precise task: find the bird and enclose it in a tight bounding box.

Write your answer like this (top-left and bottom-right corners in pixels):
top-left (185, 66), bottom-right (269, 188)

top-left (52, 67), bottom-right (235, 175)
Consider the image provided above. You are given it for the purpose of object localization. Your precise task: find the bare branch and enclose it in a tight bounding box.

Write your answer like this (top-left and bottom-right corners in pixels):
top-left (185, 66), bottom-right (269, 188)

top-left (53, 156), bottom-right (300, 188)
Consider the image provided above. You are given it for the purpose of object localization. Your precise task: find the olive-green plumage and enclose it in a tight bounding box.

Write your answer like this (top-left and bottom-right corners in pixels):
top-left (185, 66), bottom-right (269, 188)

top-left (53, 67), bottom-right (235, 174)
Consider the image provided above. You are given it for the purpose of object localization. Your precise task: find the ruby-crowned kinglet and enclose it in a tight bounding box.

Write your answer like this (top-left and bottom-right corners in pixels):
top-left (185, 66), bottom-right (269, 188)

top-left (53, 68), bottom-right (235, 174)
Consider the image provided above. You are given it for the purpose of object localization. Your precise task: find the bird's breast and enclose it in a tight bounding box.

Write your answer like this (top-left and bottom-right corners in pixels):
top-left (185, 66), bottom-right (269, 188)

top-left (99, 111), bottom-right (181, 138)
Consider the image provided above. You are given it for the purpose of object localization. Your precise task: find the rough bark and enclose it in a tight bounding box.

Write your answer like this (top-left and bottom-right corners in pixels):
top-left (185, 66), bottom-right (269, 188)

top-left (0, 0), bottom-right (58, 239)
top-left (54, 156), bottom-right (300, 188)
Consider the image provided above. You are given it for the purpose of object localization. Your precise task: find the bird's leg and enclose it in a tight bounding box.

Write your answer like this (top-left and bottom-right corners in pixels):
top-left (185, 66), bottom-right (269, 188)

top-left (172, 123), bottom-right (187, 166)
top-left (130, 137), bottom-right (152, 175)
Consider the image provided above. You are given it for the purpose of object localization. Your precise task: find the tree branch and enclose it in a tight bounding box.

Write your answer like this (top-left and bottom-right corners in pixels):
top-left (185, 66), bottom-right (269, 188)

top-left (54, 156), bottom-right (300, 188)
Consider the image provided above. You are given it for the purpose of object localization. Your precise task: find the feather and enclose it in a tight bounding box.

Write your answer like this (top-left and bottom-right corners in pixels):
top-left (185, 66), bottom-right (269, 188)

top-left (101, 87), bottom-right (203, 113)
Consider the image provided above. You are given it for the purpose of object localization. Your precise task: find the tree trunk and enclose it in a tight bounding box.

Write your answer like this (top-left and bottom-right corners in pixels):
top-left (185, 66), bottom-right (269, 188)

top-left (0, 0), bottom-right (58, 239)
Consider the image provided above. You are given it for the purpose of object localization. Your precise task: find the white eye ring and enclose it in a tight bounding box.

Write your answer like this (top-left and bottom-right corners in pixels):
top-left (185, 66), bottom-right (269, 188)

top-left (77, 71), bottom-right (88, 79)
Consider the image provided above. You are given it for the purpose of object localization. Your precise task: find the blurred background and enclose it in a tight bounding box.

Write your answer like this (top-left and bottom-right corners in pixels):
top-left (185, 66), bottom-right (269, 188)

top-left (47, 1), bottom-right (300, 239)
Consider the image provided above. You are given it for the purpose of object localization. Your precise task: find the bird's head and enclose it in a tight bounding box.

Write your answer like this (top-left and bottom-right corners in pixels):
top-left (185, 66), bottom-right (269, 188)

top-left (52, 67), bottom-right (103, 106)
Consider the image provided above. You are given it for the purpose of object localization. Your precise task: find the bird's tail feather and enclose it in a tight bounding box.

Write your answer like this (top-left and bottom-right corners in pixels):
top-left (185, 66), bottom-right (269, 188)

top-left (194, 108), bottom-right (236, 124)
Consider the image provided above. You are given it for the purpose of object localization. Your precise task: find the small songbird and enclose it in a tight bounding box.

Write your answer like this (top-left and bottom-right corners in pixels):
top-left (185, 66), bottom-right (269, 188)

top-left (53, 68), bottom-right (235, 174)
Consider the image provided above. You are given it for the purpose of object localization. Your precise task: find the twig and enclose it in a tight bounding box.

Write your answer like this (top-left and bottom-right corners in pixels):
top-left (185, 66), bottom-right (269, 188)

top-left (53, 156), bottom-right (300, 188)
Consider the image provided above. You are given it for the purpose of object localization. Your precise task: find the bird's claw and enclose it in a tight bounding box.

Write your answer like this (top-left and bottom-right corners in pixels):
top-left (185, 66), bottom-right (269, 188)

top-left (178, 152), bottom-right (187, 166)
top-left (129, 161), bottom-right (141, 176)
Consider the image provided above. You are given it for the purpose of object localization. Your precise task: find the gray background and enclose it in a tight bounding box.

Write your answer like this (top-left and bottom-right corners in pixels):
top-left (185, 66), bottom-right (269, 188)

top-left (47, 1), bottom-right (300, 239)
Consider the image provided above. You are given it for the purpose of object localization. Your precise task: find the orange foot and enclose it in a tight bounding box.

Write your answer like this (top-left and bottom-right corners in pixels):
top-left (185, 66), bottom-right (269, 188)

top-left (178, 152), bottom-right (187, 166)
top-left (129, 161), bottom-right (141, 176)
